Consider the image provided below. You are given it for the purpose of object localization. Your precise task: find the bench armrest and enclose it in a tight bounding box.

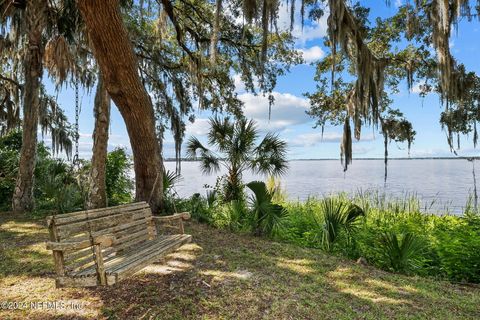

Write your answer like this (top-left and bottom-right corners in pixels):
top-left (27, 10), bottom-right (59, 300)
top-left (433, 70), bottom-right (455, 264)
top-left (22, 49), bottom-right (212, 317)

top-left (46, 234), bottom-right (115, 251)
top-left (152, 212), bottom-right (191, 222)
top-left (152, 212), bottom-right (190, 234)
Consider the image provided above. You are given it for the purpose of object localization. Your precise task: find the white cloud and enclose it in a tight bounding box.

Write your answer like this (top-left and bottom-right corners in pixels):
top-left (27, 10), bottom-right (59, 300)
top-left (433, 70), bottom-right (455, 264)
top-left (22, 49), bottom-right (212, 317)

top-left (289, 130), bottom-right (376, 148)
top-left (233, 74), bottom-right (246, 93)
top-left (239, 92), bottom-right (312, 131)
top-left (185, 118), bottom-right (211, 136)
top-left (179, 92), bottom-right (312, 136)
top-left (395, 0), bottom-right (403, 8)
top-left (277, 3), bottom-right (328, 45)
top-left (410, 81), bottom-right (427, 94)
top-left (289, 132), bottom-right (343, 147)
top-left (298, 46), bottom-right (325, 63)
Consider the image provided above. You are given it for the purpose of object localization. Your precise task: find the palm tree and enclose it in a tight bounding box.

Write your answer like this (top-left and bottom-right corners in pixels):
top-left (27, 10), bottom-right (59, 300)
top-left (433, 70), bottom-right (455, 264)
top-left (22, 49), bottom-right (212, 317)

top-left (186, 117), bottom-right (288, 202)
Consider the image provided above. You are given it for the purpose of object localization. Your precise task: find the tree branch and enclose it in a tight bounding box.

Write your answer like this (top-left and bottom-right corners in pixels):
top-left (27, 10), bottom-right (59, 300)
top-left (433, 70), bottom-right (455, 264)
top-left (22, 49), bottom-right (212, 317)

top-left (0, 74), bottom-right (22, 89)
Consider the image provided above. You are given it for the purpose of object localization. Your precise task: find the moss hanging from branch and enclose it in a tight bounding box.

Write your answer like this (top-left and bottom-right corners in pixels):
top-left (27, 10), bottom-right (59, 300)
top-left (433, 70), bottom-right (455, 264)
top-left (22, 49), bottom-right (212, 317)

top-left (380, 112), bottom-right (416, 182)
top-left (340, 116), bottom-right (352, 172)
top-left (44, 35), bottom-right (74, 87)
top-left (328, 0), bottom-right (387, 170)
top-left (420, 0), bottom-right (475, 103)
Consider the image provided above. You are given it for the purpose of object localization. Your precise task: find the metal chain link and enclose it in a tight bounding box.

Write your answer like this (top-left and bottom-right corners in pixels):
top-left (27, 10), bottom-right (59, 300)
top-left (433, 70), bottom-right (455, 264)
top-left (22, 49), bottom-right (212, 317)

top-left (73, 80), bottom-right (80, 166)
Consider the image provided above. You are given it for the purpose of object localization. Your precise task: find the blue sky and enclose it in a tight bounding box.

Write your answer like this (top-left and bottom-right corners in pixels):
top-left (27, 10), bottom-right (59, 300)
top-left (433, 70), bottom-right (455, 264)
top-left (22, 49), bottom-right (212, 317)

top-left (44, 1), bottom-right (480, 160)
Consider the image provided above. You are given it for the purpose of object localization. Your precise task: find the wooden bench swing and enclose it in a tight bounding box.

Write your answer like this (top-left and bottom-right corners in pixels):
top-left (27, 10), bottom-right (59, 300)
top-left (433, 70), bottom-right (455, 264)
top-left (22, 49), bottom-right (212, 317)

top-left (45, 202), bottom-right (191, 288)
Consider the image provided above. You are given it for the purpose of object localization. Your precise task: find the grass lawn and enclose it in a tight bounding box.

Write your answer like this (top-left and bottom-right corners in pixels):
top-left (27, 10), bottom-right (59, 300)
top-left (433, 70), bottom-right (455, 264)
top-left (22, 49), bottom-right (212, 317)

top-left (0, 213), bottom-right (479, 320)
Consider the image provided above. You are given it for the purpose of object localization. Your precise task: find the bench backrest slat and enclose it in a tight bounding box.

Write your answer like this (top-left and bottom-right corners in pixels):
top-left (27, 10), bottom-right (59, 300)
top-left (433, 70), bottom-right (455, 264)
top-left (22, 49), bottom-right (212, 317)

top-left (46, 202), bottom-right (156, 275)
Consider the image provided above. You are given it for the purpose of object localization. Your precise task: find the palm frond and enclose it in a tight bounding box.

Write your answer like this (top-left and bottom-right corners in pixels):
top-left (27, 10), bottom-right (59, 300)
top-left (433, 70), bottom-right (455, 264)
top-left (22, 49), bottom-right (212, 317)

top-left (252, 132), bottom-right (288, 176)
top-left (379, 232), bottom-right (424, 272)
top-left (200, 152), bottom-right (220, 175)
top-left (318, 197), bottom-right (364, 251)
top-left (186, 136), bottom-right (220, 174)
top-left (208, 116), bottom-right (233, 152)
top-left (247, 180), bottom-right (287, 236)
top-left (233, 118), bottom-right (258, 156)
top-left (163, 169), bottom-right (182, 193)
top-left (186, 136), bottom-right (208, 159)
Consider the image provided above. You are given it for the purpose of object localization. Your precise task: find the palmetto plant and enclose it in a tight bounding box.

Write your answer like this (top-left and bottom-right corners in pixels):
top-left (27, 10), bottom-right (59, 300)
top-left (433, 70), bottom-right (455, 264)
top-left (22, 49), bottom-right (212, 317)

top-left (317, 197), bottom-right (364, 251)
top-left (247, 180), bottom-right (287, 237)
top-left (186, 117), bottom-right (288, 202)
top-left (162, 169), bottom-right (182, 213)
top-left (379, 232), bottom-right (424, 272)
top-left (163, 169), bottom-right (182, 196)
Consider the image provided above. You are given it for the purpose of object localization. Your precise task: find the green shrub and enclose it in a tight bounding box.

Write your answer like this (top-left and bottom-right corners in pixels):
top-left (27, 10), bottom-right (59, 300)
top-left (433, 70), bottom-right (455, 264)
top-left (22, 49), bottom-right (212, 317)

top-left (378, 232), bottom-right (425, 272)
top-left (317, 197), bottom-right (364, 252)
top-left (105, 148), bottom-right (134, 206)
top-left (34, 158), bottom-right (84, 213)
top-left (433, 216), bottom-right (480, 282)
top-left (0, 131), bottom-right (21, 211)
top-left (247, 181), bottom-right (287, 237)
top-left (184, 183), bottom-right (480, 283)
top-left (210, 199), bottom-right (249, 231)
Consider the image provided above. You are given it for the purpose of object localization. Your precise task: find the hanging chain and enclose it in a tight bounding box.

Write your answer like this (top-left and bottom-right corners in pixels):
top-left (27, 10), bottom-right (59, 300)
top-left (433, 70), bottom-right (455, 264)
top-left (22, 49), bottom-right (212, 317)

top-left (73, 79), bottom-right (80, 166)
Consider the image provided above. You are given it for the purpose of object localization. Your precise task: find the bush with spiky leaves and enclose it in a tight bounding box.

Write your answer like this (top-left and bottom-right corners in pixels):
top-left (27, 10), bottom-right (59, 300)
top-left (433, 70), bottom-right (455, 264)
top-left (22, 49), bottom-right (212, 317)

top-left (315, 197), bottom-right (365, 251)
top-left (378, 232), bottom-right (424, 273)
top-left (247, 180), bottom-right (287, 237)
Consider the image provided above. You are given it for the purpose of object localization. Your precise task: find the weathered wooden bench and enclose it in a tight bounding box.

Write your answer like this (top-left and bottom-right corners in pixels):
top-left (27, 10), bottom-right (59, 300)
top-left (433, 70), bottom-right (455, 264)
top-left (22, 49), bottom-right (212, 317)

top-left (45, 202), bottom-right (191, 288)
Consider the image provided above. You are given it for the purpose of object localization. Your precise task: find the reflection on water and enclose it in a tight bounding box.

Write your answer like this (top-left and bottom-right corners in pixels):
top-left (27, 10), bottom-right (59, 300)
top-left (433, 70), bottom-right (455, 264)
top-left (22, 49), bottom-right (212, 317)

top-left (164, 159), bottom-right (475, 215)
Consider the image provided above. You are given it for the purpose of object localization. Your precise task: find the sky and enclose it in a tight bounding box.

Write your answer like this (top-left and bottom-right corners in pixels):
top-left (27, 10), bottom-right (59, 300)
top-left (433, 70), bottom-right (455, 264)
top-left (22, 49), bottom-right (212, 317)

top-left (43, 0), bottom-right (480, 160)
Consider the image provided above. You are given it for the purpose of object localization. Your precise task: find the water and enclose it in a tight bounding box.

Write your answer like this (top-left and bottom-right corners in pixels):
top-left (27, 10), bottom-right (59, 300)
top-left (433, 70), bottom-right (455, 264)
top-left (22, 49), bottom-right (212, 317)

top-left (164, 159), bottom-right (476, 215)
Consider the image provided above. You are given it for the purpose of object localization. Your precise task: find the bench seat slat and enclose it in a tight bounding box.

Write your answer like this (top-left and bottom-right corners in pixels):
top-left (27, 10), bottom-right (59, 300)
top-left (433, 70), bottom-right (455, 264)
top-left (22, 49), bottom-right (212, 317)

top-left (115, 237), bottom-right (191, 282)
top-left (73, 235), bottom-right (191, 277)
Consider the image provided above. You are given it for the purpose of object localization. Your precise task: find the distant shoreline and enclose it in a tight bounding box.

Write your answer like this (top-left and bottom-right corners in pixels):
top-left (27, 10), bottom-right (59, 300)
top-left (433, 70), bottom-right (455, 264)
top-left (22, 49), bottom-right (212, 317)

top-left (164, 157), bottom-right (479, 162)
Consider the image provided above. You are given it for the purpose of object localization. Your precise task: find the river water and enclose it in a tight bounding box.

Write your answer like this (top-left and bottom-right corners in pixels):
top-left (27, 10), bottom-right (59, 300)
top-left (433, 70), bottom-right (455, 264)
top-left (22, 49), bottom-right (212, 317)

top-left (164, 159), bottom-right (476, 215)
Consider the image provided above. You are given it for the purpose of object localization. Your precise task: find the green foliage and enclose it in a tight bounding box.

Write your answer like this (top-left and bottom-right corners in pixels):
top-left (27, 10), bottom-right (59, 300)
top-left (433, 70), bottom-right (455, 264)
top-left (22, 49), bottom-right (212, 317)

top-left (177, 193), bottom-right (212, 224)
top-left (105, 148), bottom-right (134, 206)
top-left (0, 130), bottom-right (81, 213)
top-left (34, 158), bottom-right (84, 214)
top-left (210, 199), bottom-right (249, 231)
top-left (0, 131), bottom-right (21, 211)
top-left (162, 169), bottom-right (183, 213)
top-left (247, 181), bottom-right (287, 237)
top-left (433, 216), bottom-right (480, 282)
top-left (175, 179), bottom-right (479, 283)
top-left (378, 232), bottom-right (424, 272)
top-left (0, 133), bottom-right (134, 215)
top-left (317, 197), bottom-right (364, 251)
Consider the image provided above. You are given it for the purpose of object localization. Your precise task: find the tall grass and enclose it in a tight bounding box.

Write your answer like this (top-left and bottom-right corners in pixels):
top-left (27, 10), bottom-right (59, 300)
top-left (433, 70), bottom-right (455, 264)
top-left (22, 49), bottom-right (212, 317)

top-left (279, 192), bottom-right (480, 282)
top-left (180, 187), bottom-right (480, 283)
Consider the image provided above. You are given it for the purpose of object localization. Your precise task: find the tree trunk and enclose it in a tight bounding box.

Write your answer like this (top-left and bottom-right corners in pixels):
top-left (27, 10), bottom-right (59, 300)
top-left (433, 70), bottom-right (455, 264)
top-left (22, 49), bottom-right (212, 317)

top-left (87, 75), bottom-right (110, 209)
top-left (77, 0), bottom-right (164, 212)
top-left (12, 2), bottom-right (46, 213)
